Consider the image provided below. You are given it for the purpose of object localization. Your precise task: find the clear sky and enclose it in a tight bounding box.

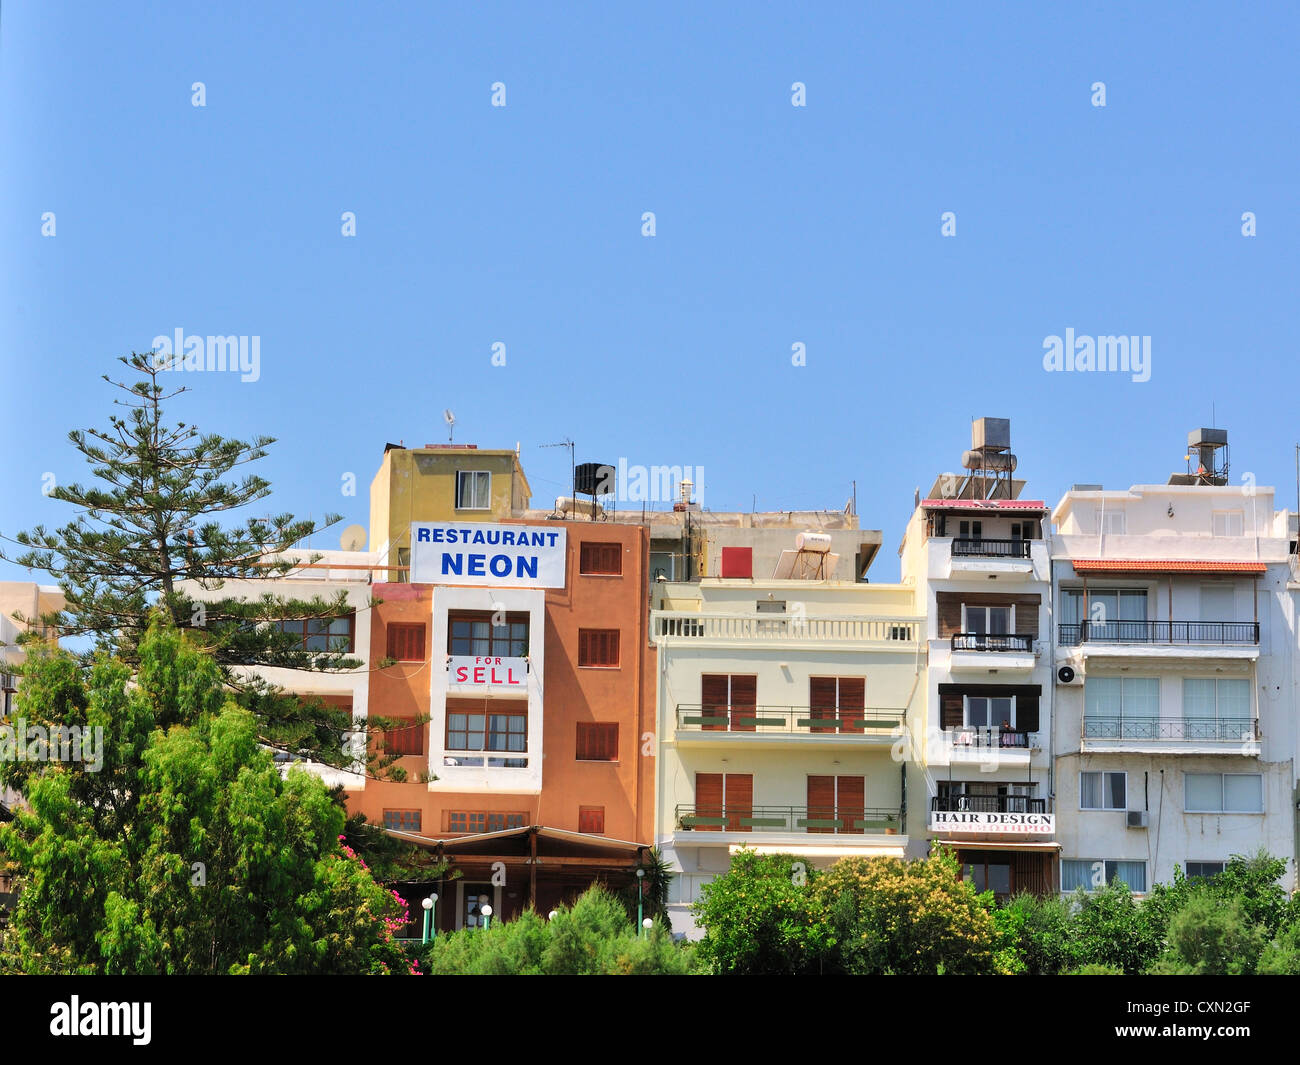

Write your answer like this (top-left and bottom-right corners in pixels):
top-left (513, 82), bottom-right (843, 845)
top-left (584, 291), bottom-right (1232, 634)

top-left (2, 1), bottom-right (1297, 583)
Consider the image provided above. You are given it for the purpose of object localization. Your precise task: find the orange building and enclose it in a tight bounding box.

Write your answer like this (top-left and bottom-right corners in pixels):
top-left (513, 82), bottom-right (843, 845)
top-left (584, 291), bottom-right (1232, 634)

top-left (351, 516), bottom-right (657, 931)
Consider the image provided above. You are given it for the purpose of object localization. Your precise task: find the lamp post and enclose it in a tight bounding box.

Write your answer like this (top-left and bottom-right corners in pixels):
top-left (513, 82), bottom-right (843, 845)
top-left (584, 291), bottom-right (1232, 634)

top-left (636, 868), bottom-right (646, 936)
top-left (421, 893), bottom-right (438, 944)
top-left (642, 918), bottom-right (653, 938)
top-left (548, 910), bottom-right (558, 922)
top-left (482, 903), bottom-right (493, 931)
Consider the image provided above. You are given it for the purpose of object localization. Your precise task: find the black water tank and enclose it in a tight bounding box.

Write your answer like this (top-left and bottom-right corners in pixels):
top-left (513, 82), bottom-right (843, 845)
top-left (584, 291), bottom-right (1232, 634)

top-left (574, 462), bottom-right (615, 496)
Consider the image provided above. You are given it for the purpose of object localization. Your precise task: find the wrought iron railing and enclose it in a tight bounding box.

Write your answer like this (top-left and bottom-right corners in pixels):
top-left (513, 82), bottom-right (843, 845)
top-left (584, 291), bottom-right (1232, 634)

top-left (952, 538), bottom-right (1032, 559)
top-left (1083, 716), bottom-right (1259, 742)
top-left (675, 704), bottom-right (904, 735)
top-left (943, 725), bottom-right (1034, 749)
top-left (1058, 620), bottom-right (1259, 645)
top-left (931, 795), bottom-right (1048, 814)
top-left (674, 803), bottom-right (901, 834)
top-left (950, 632), bottom-right (1034, 652)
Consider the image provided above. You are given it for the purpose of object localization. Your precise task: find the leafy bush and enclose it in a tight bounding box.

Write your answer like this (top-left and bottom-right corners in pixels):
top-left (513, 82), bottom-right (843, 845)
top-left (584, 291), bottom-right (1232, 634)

top-left (420, 886), bottom-right (698, 975)
top-left (996, 892), bottom-right (1073, 975)
top-left (693, 849), bottom-right (829, 975)
top-left (1063, 962), bottom-right (1124, 975)
top-left (1063, 881), bottom-right (1164, 974)
top-left (1146, 896), bottom-right (1266, 975)
top-left (1258, 921), bottom-right (1300, 975)
top-left (813, 851), bottom-right (1000, 975)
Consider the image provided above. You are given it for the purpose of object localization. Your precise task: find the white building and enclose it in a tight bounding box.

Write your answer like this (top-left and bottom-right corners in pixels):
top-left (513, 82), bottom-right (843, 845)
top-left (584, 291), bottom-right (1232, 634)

top-left (651, 566), bottom-right (925, 937)
top-left (1050, 433), bottom-right (1296, 893)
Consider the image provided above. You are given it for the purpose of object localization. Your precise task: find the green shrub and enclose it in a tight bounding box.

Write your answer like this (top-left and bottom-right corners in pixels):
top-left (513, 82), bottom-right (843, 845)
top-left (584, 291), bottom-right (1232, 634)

top-left (1063, 962), bottom-right (1124, 975)
top-left (1147, 895), bottom-right (1266, 975)
top-left (996, 892), bottom-right (1074, 975)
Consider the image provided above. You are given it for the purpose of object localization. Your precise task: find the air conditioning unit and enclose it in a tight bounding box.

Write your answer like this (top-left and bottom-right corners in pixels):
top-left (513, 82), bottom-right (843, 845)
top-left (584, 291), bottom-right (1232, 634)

top-left (1057, 665), bottom-right (1079, 685)
top-left (1126, 810), bottom-right (1148, 829)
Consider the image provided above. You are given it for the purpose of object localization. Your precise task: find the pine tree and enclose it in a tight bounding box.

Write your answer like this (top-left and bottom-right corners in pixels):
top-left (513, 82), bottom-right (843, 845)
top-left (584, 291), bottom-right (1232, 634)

top-left (3, 353), bottom-right (418, 776)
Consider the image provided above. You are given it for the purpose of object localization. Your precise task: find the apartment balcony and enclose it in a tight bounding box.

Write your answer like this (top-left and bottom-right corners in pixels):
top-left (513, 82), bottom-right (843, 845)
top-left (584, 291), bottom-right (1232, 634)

top-left (673, 705), bottom-right (904, 748)
top-left (947, 632), bottom-right (1036, 672)
top-left (1081, 715), bottom-right (1260, 755)
top-left (928, 795), bottom-right (1056, 837)
top-left (651, 611), bottom-right (921, 648)
top-left (934, 725), bottom-right (1039, 766)
top-left (1058, 621), bottom-right (1259, 661)
top-left (674, 803), bottom-right (902, 836)
top-left (942, 538), bottom-right (1043, 581)
top-left (952, 538), bottom-right (1032, 560)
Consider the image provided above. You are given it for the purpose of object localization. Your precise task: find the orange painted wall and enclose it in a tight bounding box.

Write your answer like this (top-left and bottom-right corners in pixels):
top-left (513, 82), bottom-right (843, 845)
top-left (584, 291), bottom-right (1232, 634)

top-left (348, 520), bottom-right (657, 845)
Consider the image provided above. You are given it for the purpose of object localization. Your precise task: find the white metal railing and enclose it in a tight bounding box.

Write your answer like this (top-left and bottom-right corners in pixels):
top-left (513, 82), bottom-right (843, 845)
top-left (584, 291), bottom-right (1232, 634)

top-left (651, 612), bottom-right (922, 643)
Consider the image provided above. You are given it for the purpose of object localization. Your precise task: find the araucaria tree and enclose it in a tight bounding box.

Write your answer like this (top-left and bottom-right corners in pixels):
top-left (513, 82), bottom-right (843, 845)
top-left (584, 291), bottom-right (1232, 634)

top-left (5, 353), bottom-right (406, 773)
top-left (0, 615), bottom-right (415, 974)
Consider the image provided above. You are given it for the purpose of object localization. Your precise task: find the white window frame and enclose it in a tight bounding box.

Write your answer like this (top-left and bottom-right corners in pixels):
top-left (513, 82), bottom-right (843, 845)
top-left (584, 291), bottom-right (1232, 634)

top-left (1079, 770), bottom-right (1127, 811)
top-left (963, 694), bottom-right (1016, 729)
top-left (1184, 772), bottom-right (1263, 814)
top-left (961, 603), bottom-right (1015, 634)
top-left (1211, 510), bottom-right (1244, 537)
top-left (456, 470), bottom-right (492, 510)
top-left (1095, 507), bottom-right (1125, 534)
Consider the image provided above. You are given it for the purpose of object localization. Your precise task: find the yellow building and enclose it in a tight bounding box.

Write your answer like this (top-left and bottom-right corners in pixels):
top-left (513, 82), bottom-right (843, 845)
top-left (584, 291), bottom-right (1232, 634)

top-left (368, 444), bottom-right (532, 579)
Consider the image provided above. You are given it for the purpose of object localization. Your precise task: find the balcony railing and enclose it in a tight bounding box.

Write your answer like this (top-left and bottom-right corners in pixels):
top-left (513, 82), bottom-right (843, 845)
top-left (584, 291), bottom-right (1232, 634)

top-left (675, 803), bottom-right (901, 834)
top-left (931, 795), bottom-right (1048, 814)
top-left (952, 538), bottom-right (1032, 559)
top-left (1058, 620), bottom-right (1259, 646)
top-left (1083, 716), bottom-right (1260, 742)
top-left (950, 632), bottom-right (1034, 653)
top-left (944, 725), bottom-right (1034, 749)
top-left (652, 612), bottom-right (920, 643)
top-left (676, 704), bottom-right (904, 735)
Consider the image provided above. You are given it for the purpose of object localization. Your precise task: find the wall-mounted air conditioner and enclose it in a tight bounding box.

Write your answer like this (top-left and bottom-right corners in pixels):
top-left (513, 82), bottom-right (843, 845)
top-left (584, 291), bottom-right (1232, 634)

top-left (1126, 810), bottom-right (1148, 829)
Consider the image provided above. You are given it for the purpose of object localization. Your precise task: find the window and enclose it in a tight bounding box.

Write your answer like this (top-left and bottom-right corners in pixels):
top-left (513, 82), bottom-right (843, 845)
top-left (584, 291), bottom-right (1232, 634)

top-left (1182, 677), bottom-right (1251, 738)
top-left (1080, 771), bottom-right (1126, 810)
top-left (957, 519), bottom-right (982, 539)
top-left (383, 810), bottom-right (422, 832)
top-left (1096, 508), bottom-right (1125, 534)
top-left (456, 470), bottom-right (491, 510)
top-left (1212, 511), bottom-right (1244, 536)
top-left (702, 674), bottom-right (758, 732)
top-left (447, 711), bottom-right (527, 767)
top-left (1061, 859), bottom-right (1146, 893)
top-left (964, 604), bottom-right (1012, 635)
top-left (449, 612), bottom-right (529, 657)
top-left (1063, 588), bottom-right (1147, 631)
top-left (693, 773), bottom-right (753, 832)
top-left (576, 722), bottom-right (618, 761)
top-left (1185, 773), bottom-right (1263, 813)
top-left (447, 810), bottom-right (526, 834)
top-left (386, 622), bottom-right (426, 661)
top-left (382, 717), bottom-right (425, 756)
top-left (965, 694), bottom-right (1015, 728)
top-left (579, 542), bottom-right (622, 575)
top-left (578, 628), bottom-right (620, 667)
top-left (1084, 676), bottom-right (1160, 736)
top-left (806, 775), bottom-right (867, 834)
top-left (275, 614), bottom-right (354, 653)
top-left (578, 806), bottom-right (605, 834)
top-left (1186, 861), bottom-right (1226, 880)
top-left (809, 676), bottom-right (866, 734)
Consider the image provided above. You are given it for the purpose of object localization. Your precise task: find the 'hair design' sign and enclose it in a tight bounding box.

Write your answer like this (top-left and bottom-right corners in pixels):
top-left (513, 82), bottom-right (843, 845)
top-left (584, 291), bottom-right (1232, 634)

top-left (410, 523), bottom-right (567, 587)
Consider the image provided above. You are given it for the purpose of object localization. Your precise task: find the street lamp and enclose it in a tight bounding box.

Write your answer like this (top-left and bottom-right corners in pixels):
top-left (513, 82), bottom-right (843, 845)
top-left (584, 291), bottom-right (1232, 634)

top-left (548, 910), bottom-right (558, 922)
top-left (636, 868), bottom-right (646, 936)
top-left (421, 893), bottom-right (438, 944)
top-left (642, 917), bottom-right (653, 938)
top-left (481, 903), bottom-right (493, 931)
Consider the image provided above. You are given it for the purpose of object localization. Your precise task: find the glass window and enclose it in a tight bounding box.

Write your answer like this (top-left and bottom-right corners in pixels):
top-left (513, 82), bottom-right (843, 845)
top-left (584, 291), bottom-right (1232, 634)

top-left (1186, 861), bottom-right (1226, 880)
top-left (456, 470), bottom-right (491, 510)
top-left (1185, 773), bottom-right (1263, 813)
top-left (1080, 771), bottom-right (1126, 810)
top-left (449, 613), bottom-right (529, 657)
top-left (965, 696), bottom-right (1014, 729)
top-left (276, 614), bottom-right (354, 653)
top-left (1061, 859), bottom-right (1146, 893)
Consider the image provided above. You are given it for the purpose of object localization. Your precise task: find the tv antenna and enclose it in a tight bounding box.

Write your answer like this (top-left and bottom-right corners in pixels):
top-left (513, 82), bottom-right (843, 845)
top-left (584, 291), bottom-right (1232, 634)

top-left (443, 409), bottom-right (456, 444)
top-left (541, 438), bottom-right (575, 513)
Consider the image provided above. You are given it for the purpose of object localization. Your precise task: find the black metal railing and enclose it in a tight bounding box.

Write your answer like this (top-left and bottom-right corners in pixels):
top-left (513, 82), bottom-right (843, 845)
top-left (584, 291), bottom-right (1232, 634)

top-left (676, 704), bottom-right (904, 735)
top-left (944, 725), bottom-right (1034, 749)
top-left (952, 538), bottom-right (1032, 559)
top-left (1058, 620), bottom-right (1259, 645)
top-left (931, 795), bottom-right (1048, 814)
top-left (674, 803), bottom-right (901, 834)
top-left (951, 632), bottom-right (1034, 653)
top-left (1083, 716), bottom-right (1260, 742)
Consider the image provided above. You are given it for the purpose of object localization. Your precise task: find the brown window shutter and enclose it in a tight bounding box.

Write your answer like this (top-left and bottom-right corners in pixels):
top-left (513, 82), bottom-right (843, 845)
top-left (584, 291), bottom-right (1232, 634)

top-left (725, 773), bottom-right (753, 833)
top-left (941, 694), bottom-right (964, 730)
top-left (1017, 695), bottom-right (1040, 733)
top-left (729, 675), bottom-right (757, 732)
top-left (838, 776), bottom-right (865, 834)
top-left (701, 674), bottom-right (729, 732)
top-left (696, 773), bottom-right (724, 827)
top-left (838, 677), bottom-right (865, 734)
top-left (807, 775), bottom-right (835, 834)
top-left (387, 622), bottom-right (426, 662)
top-left (809, 677), bottom-right (837, 734)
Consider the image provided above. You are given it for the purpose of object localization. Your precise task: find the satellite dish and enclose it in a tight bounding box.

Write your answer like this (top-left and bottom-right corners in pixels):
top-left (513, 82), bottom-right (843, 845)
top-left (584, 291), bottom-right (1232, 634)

top-left (340, 524), bottom-right (367, 552)
top-left (443, 409), bottom-right (456, 443)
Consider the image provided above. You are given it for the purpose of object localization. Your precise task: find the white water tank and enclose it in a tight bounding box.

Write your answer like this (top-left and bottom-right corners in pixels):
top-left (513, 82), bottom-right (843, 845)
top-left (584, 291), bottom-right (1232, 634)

top-left (795, 532), bottom-right (833, 553)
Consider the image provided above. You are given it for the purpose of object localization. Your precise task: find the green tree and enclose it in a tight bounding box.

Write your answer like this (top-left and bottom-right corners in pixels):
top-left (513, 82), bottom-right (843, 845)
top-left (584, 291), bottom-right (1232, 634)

top-left (1064, 880), bottom-right (1164, 974)
top-left (3, 354), bottom-right (410, 775)
top-left (692, 849), bottom-right (829, 975)
top-left (996, 892), bottom-right (1074, 975)
top-left (0, 614), bottom-right (413, 974)
top-left (814, 851), bottom-right (1000, 975)
top-left (1146, 896), bottom-right (1267, 975)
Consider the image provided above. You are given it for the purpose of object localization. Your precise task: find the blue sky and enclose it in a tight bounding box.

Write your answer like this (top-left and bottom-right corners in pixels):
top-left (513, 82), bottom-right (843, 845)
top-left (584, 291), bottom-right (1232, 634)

top-left (2, 1), bottom-right (1297, 582)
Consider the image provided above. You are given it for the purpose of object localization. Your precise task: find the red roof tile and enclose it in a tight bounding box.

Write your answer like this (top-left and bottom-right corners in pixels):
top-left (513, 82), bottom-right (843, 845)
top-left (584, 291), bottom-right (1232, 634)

top-left (1071, 559), bottom-right (1267, 574)
top-left (922, 499), bottom-right (1048, 511)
